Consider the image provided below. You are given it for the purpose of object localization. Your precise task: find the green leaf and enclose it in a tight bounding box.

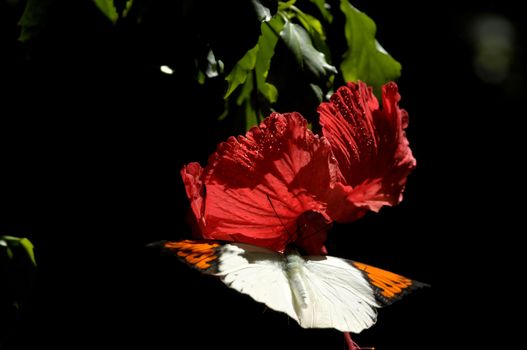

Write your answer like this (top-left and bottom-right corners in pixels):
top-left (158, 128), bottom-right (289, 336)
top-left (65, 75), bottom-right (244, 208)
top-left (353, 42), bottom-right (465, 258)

top-left (280, 21), bottom-right (336, 79)
top-left (93, 0), bottom-right (119, 23)
top-left (309, 0), bottom-right (333, 22)
top-left (278, 0), bottom-right (297, 11)
top-left (225, 46), bottom-right (259, 98)
top-left (0, 236), bottom-right (36, 266)
top-left (196, 69), bottom-right (206, 85)
top-left (295, 10), bottom-right (324, 38)
top-left (221, 73), bottom-right (258, 129)
top-left (292, 6), bottom-right (330, 58)
top-left (222, 16), bottom-right (285, 129)
top-left (18, 0), bottom-right (54, 42)
top-left (235, 71), bottom-right (255, 106)
top-left (255, 17), bottom-right (283, 103)
top-left (339, 0), bottom-right (401, 92)
top-left (218, 104), bottom-right (230, 121)
top-left (18, 239), bottom-right (36, 267)
top-left (122, 0), bottom-right (134, 18)
top-left (244, 101), bottom-right (259, 131)
top-left (310, 83), bottom-right (323, 103)
top-left (225, 17), bottom-right (283, 100)
top-left (92, 0), bottom-right (133, 23)
top-left (239, 74), bottom-right (259, 130)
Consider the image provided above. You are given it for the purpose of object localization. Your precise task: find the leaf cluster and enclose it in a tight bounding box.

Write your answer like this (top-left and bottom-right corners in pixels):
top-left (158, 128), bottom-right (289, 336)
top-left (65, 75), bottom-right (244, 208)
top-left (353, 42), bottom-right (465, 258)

top-left (16, 0), bottom-right (402, 131)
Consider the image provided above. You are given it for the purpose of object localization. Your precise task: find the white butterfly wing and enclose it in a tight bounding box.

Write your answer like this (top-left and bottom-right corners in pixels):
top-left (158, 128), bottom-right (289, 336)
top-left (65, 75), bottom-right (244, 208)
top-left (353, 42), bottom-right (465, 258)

top-left (161, 240), bottom-right (422, 333)
top-left (213, 242), bottom-right (299, 323)
top-left (297, 256), bottom-right (379, 333)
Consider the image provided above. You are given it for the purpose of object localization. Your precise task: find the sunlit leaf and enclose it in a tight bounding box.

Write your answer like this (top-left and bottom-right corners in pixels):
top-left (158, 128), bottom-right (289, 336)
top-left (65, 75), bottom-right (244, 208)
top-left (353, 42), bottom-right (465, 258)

top-left (205, 49), bottom-right (224, 79)
top-left (93, 0), bottom-right (119, 23)
top-left (280, 21), bottom-right (336, 79)
top-left (339, 0), bottom-right (401, 92)
top-left (251, 0), bottom-right (272, 22)
top-left (194, 49), bottom-right (224, 85)
top-left (0, 236), bottom-right (36, 266)
top-left (18, 239), bottom-right (36, 267)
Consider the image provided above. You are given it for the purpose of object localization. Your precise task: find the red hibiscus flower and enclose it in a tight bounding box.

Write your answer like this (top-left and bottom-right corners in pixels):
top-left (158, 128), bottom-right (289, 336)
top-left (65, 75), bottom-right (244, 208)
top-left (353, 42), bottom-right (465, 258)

top-left (181, 112), bottom-right (338, 254)
top-left (319, 81), bottom-right (416, 222)
top-left (181, 81), bottom-right (415, 254)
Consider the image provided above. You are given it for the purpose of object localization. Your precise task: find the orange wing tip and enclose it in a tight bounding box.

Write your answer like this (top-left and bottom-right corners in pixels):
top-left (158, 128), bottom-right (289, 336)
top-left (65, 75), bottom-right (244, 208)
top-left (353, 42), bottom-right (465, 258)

top-left (352, 261), bottom-right (428, 306)
top-left (151, 239), bottom-right (222, 273)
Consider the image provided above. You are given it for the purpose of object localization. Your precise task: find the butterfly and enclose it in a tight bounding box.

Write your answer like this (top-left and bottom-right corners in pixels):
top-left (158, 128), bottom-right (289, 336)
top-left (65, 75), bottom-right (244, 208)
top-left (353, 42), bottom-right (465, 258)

top-left (152, 239), bottom-right (427, 334)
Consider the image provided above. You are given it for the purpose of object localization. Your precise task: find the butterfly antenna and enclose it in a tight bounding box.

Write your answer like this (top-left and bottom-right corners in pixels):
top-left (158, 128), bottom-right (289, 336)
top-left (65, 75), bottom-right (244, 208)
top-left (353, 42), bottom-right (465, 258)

top-left (266, 194), bottom-right (295, 242)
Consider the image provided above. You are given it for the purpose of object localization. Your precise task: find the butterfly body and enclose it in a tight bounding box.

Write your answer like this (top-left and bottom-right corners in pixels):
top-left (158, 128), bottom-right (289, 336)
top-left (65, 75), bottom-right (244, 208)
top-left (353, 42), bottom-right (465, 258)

top-left (285, 253), bottom-right (310, 309)
top-left (156, 239), bottom-right (426, 333)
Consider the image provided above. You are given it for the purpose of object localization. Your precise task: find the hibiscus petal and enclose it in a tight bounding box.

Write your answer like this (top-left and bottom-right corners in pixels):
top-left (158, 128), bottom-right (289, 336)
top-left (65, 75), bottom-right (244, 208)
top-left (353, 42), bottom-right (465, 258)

top-left (183, 112), bottom-right (338, 253)
top-left (180, 162), bottom-right (206, 234)
top-left (319, 81), bottom-right (415, 221)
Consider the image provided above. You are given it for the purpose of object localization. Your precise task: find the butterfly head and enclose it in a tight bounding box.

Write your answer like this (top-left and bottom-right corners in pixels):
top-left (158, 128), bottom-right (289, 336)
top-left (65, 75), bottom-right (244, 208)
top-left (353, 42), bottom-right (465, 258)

top-left (281, 211), bottom-right (332, 255)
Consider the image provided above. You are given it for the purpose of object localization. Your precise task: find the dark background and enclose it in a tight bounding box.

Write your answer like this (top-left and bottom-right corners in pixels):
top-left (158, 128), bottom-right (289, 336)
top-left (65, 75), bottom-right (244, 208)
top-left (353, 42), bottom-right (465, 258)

top-left (1, 0), bottom-right (522, 349)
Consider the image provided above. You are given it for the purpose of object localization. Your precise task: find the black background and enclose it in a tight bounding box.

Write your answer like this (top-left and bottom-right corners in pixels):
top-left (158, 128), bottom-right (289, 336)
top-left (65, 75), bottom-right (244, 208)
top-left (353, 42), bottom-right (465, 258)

top-left (1, 0), bottom-right (522, 349)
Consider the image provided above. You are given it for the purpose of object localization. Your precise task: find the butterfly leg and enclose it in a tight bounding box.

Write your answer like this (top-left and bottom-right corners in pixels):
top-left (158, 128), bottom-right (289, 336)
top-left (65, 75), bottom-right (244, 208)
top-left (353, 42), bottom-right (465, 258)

top-left (344, 332), bottom-right (373, 350)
